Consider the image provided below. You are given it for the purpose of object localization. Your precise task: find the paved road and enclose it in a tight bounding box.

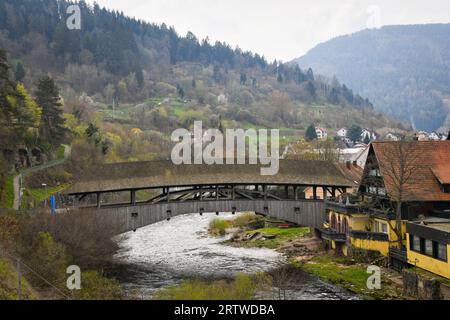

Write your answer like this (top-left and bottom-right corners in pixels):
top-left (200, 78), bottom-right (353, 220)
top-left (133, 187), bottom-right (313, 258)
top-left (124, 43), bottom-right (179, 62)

top-left (12, 145), bottom-right (71, 210)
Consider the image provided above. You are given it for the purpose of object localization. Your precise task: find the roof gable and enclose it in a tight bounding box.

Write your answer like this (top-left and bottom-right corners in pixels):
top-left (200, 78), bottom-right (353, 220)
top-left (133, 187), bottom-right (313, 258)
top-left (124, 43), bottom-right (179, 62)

top-left (371, 141), bottom-right (450, 202)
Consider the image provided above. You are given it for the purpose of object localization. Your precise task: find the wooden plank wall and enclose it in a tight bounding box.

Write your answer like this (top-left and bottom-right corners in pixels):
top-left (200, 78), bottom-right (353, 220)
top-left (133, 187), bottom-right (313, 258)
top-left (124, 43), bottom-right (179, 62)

top-left (82, 200), bottom-right (326, 234)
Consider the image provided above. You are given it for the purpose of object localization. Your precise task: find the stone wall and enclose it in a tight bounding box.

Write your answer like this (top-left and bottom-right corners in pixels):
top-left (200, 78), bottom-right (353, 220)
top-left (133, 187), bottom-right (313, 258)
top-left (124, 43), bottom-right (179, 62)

top-left (403, 269), bottom-right (450, 300)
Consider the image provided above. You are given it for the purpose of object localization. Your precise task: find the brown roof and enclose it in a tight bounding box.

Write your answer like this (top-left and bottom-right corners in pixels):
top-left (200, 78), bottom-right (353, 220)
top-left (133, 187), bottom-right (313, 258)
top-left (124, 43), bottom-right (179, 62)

top-left (335, 162), bottom-right (364, 184)
top-left (66, 160), bottom-right (356, 195)
top-left (372, 141), bottom-right (450, 202)
top-left (432, 165), bottom-right (450, 184)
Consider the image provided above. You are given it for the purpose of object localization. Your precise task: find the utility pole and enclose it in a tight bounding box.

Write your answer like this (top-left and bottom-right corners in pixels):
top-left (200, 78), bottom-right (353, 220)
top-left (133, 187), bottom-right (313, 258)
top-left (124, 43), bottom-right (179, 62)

top-left (18, 174), bottom-right (23, 210)
top-left (17, 259), bottom-right (22, 300)
top-left (112, 98), bottom-right (115, 120)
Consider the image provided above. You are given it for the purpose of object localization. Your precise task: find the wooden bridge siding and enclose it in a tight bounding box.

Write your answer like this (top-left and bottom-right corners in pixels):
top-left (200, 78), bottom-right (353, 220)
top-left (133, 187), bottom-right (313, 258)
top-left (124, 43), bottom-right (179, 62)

top-left (90, 200), bottom-right (326, 234)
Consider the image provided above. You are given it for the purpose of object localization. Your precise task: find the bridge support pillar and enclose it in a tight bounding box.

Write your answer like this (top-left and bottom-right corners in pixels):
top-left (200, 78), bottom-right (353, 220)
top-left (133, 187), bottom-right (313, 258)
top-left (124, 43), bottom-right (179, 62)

top-left (96, 193), bottom-right (101, 208)
top-left (131, 190), bottom-right (136, 205)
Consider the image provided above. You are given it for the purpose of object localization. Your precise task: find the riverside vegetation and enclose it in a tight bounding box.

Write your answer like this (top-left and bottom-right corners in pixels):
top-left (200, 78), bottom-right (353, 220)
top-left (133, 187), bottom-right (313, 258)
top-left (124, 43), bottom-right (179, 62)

top-left (0, 211), bottom-right (126, 300)
top-left (183, 212), bottom-right (406, 300)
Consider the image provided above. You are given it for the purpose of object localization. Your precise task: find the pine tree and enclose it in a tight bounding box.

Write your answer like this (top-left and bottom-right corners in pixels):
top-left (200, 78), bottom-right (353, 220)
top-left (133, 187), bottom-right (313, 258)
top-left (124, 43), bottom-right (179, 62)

top-left (15, 62), bottom-right (25, 82)
top-left (305, 124), bottom-right (318, 141)
top-left (348, 125), bottom-right (363, 143)
top-left (35, 76), bottom-right (66, 152)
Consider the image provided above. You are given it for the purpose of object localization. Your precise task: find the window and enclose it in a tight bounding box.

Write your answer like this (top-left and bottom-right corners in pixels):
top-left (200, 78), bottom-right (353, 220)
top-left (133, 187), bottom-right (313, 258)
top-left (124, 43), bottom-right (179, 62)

top-left (368, 186), bottom-right (377, 194)
top-left (424, 239), bottom-right (433, 256)
top-left (374, 221), bottom-right (388, 234)
top-left (411, 236), bottom-right (448, 262)
top-left (436, 242), bottom-right (448, 262)
top-left (411, 235), bottom-right (421, 252)
top-left (378, 187), bottom-right (387, 196)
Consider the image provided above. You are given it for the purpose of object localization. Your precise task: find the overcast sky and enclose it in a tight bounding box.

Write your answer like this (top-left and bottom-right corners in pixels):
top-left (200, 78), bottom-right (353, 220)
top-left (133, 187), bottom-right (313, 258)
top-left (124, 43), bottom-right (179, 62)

top-left (86, 0), bottom-right (450, 61)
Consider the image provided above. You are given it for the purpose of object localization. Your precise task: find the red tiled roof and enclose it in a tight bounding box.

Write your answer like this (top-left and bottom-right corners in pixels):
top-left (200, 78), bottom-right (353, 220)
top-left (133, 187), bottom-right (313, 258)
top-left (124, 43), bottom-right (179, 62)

top-left (335, 162), bottom-right (363, 184)
top-left (432, 165), bottom-right (450, 184)
top-left (372, 141), bottom-right (450, 202)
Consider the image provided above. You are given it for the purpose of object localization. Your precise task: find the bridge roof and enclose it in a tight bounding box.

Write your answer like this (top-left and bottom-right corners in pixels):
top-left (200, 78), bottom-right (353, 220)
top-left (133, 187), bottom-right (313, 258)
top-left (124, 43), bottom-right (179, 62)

top-left (66, 160), bottom-right (356, 195)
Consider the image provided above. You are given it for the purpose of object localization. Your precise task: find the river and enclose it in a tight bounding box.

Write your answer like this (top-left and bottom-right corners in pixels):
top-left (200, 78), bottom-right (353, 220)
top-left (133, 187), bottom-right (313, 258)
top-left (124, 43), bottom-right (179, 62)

top-left (109, 212), bottom-right (359, 300)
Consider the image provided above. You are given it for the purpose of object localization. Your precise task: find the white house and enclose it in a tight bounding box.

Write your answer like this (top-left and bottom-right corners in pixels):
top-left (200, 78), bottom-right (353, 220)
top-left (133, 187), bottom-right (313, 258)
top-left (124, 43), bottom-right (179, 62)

top-left (415, 131), bottom-right (428, 141)
top-left (361, 129), bottom-right (375, 141)
top-left (336, 128), bottom-right (347, 138)
top-left (428, 132), bottom-right (440, 141)
top-left (386, 133), bottom-right (400, 141)
top-left (315, 127), bottom-right (328, 140)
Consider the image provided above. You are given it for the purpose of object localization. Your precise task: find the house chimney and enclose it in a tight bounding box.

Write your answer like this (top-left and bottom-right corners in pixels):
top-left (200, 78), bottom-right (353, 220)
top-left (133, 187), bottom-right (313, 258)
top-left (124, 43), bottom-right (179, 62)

top-left (346, 161), bottom-right (351, 169)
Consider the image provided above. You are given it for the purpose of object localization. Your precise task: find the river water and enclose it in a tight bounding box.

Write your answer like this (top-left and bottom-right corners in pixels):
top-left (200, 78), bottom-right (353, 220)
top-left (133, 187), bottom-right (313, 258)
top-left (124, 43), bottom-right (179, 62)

top-left (109, 212), bottom-right (359, 300)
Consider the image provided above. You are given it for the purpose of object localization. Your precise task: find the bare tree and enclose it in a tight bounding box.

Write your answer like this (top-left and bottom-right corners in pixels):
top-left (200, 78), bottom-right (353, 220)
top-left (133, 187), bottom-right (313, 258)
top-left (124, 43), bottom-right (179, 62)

top-left (364, 140), bottom-right (422, 249)
top-left (268, 262), bottom-right (306, 300)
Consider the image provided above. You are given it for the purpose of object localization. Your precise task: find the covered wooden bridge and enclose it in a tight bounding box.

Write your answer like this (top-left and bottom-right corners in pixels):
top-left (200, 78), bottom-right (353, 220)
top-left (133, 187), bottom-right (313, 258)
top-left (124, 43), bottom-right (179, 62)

top-left (65, 160), bottom-right (358, 234)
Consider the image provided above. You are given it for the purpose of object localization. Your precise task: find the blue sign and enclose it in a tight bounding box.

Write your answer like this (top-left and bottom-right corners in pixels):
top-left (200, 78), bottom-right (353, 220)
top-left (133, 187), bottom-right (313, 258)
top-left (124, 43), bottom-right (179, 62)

top-left (50, 195), bottom-right (56, 214)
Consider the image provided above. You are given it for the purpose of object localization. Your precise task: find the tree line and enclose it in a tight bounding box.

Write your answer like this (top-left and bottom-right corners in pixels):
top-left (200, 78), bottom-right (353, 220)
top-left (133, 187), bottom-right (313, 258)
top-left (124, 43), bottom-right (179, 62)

top-left (0, 49), bottom-right (65, 197)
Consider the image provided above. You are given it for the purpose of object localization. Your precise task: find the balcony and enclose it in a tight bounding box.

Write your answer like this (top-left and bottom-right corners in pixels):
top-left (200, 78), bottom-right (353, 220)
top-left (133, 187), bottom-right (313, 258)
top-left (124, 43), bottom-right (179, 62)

top-left (321, 229), bottom-right (347, 242)
top-left (325, 199), bottom-right (360, 214)
top-left (350, 230), bottom-right (389, 242)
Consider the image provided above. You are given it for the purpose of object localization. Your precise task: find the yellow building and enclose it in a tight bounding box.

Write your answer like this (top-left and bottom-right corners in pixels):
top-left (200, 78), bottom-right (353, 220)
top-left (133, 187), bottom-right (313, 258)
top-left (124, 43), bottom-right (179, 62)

top-left (406, 218), bottom-right (450, 279)
top-left (324, 201), bottom-right (407, 257)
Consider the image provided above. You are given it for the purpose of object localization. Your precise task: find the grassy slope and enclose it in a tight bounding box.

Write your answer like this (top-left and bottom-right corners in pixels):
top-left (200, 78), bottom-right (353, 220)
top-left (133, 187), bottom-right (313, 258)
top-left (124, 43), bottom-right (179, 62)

top-left (297, 255), bottom-right (404, 300)
top-left (0, 258), bottom-right (36, 300)
top-left (26, 184), bottom-right (69, 203)
top-left (0, 176), bottom-right (14, 209)
top-left (242, 227), bottom-right (310, 249)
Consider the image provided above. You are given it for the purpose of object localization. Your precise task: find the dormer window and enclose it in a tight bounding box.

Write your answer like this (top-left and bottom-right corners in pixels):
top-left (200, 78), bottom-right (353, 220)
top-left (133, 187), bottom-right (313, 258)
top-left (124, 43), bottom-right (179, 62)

top-left (369, 169), bottom-right (381, 177)
top-left (432, 166), bottom-right (450, 194)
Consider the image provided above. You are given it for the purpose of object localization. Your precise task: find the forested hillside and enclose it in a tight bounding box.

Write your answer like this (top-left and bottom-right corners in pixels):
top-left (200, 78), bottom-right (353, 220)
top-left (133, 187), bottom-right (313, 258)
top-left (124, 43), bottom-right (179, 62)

top-left (295, 24), bottom-right (450, 132)
top-left (0, 0), bottom-right (382, 113)
top-left (0, 0), bottom-right (408, 205)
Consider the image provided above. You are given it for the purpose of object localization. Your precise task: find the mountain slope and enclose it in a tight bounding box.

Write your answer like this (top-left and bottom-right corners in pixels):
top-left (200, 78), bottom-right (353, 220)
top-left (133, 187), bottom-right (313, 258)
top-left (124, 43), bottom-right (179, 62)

top-left (0, 0), bottom-right (406, 144)
top-left (294, 24), bottom-right (450, 132)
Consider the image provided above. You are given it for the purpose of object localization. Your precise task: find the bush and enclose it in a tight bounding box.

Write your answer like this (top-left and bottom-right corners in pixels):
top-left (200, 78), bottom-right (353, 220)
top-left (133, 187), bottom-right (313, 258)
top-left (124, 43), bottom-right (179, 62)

top-left (0, 214), bottom-right (22, 251)
top-left (154, 273), bottom-right (271, 300)
top-left (74, 271), bottom-right (123, 300)
top-left (25, 232), bottom-right (69, 288)
top-left (0, 258), bottom-right (35, 300)
top-left (25, 166), bottom-right (72, 188)
top-left (209, 218), bottom-right (232, 236)
top-left (19, 210), bottom-right (121, 270)
top-left (233, 213), bottom-right (265, 229)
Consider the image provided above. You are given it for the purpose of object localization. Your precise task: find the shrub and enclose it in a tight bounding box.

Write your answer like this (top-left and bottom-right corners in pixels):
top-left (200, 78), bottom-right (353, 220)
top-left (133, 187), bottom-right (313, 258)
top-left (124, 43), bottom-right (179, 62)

top-left (19, 210), bottom-right (121, 270)
top-left (154, 273), bottom-right (271, 300)
top-left (209, 218), bottom-right (231, 236)
top-left (25, 232), bottom-right (69, 288)
top-left (25, 166), bottom-right (72, 188)
top-left (0, 214), bottom-right (22, 251)
top-left (73, 271), bottom-right (124, 300)
top-left (233, 213), bottom-right (265, 230)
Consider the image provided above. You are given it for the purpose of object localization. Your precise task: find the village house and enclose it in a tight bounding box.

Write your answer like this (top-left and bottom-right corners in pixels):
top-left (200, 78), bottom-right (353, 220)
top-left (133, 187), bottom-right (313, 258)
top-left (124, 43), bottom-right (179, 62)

top-left (428, 132), bottom-right (440, 141)
top-left (323, 140), bottom-right (450, 279)
top-left (361, 129), bottom-right (376, 141)
top-left (315, 127), bottom-right (328, 140)
top-left (336, 128), bottom-right (347, 138)
top-left (385, 132), bottom-right (400, 141)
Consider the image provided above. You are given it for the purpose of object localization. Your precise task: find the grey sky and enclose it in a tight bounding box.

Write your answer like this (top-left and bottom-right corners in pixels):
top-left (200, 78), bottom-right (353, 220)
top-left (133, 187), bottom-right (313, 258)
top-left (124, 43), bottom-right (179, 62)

top-left (86, 0), bottom-right (450, 61)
